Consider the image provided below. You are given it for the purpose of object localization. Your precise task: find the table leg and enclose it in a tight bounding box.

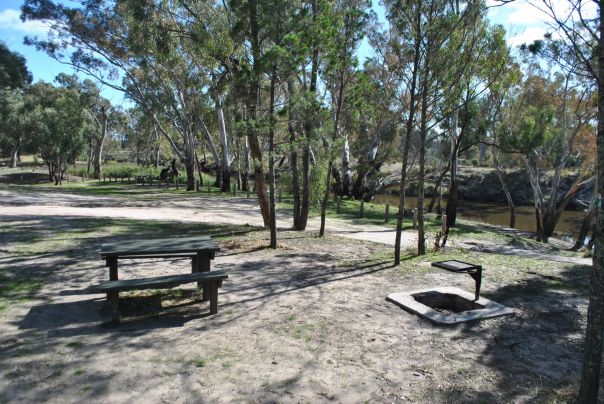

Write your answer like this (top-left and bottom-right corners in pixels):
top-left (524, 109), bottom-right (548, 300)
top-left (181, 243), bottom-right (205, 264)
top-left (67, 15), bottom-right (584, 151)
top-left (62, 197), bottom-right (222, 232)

top-left (197, 252), bottom-right (211, 301)
top-left (106, 257), bottom-right (118, 300)
top-left (109, 291), bottom-right (120, 325)
top-left (209, 282), bottom-right (218, 314)
top-left (192, 255), bottom-right (198, 274)
top-left (471, 267), bottom-right (482, 301)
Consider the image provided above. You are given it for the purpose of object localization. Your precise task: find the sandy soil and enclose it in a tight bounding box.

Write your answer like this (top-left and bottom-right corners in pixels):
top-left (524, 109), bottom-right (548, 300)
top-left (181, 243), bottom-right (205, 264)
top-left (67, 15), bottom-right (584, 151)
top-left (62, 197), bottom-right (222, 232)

top-left (0, 189), bottom-right (414, 248)
top-left (0, 187), bottom-right (596, 402)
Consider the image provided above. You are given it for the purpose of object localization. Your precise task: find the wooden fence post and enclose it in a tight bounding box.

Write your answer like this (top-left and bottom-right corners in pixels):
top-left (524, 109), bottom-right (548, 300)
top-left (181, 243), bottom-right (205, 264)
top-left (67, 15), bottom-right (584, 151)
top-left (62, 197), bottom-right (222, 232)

top-left (412, 208), bottom-right (418, 230)
top-left (385, 204), bottom-right (390, 223)
top-left (175, 177), bottom-right (179, 190)
top-left (232, 184), bottom-right (236, 196)
top-left (336, 196), bottom-right (341, 214)
top-left (359, 200), bottom-right (364, 218)
top-left (247, 187), bottom-right (250, 199)
top-left (196, 179), bottom-right (200, 192)
top-left (442, 214), bottom-right (447, 234)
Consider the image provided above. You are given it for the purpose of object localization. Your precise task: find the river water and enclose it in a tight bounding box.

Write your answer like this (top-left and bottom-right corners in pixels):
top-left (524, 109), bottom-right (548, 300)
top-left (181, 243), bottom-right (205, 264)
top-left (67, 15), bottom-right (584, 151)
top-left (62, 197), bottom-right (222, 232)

top-left (372, 194), bottom-right (585, 239)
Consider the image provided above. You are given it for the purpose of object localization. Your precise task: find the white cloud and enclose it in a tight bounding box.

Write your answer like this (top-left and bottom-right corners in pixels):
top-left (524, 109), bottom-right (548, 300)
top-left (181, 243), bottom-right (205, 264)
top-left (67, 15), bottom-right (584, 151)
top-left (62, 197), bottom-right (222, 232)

top-left (507, 26), bottom-right (550, 47)
top-left (506, 4), bottom-right (549, 26)
top-left (0, 9), bottom-right (51, 35)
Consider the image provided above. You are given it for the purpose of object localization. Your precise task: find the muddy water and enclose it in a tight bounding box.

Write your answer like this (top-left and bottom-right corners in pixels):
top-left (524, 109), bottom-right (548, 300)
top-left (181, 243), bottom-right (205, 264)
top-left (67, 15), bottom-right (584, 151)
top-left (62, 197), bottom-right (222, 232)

top-left (372, 194), bottom-right (585, 238)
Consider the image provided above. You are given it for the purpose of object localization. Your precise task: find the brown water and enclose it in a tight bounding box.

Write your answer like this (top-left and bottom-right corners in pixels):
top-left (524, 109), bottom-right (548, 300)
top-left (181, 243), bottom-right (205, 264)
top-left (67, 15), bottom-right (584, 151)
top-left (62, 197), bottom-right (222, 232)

top-left (372, 194), bottom-right (585, 239)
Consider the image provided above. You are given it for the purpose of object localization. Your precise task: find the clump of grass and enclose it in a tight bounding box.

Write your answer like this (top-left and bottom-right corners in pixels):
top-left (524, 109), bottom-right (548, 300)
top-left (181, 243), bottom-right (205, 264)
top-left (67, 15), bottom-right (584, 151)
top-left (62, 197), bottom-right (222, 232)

top-left (73, 368), bottom-right (85, 376)
top-left (189, 358), bottom-right (206, 367)
top-left (292, 323), bottom-right (315, 340)
top-left (0, 275), bottom-right (42, 309)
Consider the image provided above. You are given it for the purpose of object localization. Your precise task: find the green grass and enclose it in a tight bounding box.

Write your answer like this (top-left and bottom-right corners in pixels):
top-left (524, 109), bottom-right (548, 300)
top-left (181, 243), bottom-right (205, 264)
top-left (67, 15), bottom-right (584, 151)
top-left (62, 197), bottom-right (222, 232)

top-left (292, 323), bottom-right (315, 340)
top-left (65, 341), bottom-right (84, 349)
top-left (276, 194), bottom-right (509, 243)
top-left (187, 348), bottom-right (236, 369)
top-left (66, 163), bottom-right (164, 179)
top-left (389, 246), bottom-right (591, 288)
top-left (189, 358), bottom-right (206, 367)
top-left (73, 368), bottom-right (85, 376)
top-left (0, 275), bottom-right (42, 310)
top-left (14, 174), bottom-right (223, 197)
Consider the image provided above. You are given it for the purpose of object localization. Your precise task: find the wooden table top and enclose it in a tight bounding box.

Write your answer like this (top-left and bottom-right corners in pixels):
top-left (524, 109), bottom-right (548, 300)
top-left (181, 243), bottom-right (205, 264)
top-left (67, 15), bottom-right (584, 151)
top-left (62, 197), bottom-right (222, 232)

top-left (101, 235), bottom-right (220, 258)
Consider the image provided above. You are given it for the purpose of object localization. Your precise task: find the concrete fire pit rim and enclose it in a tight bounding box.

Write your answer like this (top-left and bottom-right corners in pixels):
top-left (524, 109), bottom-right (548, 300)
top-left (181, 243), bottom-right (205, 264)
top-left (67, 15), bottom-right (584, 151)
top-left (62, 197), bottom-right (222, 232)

top-left (387, 286), bottom-right (514, 325)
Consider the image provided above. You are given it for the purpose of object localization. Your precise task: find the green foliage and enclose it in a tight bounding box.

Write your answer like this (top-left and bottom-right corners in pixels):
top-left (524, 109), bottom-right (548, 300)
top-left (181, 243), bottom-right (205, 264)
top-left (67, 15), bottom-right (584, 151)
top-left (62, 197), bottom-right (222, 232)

top-left (0, 42), bottom-right (32, 89)
top-left (67, 163), bottom-right (165, 179)
top-left (0, 89), bottom-right (26, 158)
top-left (24, 82), bottom-right (90, 180)
top-left (108, 163), bottom-right (163, 178)
top-left (309, 161), bottom-right (328, 207)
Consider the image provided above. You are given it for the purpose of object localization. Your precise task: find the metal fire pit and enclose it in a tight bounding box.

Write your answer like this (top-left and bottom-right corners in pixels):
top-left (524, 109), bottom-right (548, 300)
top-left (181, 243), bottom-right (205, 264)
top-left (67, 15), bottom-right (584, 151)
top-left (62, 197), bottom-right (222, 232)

top-left (431, 260), bottom-right (482, 301)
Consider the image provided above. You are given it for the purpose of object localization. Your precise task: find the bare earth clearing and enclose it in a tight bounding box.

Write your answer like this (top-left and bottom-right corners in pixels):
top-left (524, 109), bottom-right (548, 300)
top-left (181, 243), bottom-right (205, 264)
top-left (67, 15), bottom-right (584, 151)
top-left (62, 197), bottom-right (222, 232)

top-left (0, 186), bottom-right (597, 402)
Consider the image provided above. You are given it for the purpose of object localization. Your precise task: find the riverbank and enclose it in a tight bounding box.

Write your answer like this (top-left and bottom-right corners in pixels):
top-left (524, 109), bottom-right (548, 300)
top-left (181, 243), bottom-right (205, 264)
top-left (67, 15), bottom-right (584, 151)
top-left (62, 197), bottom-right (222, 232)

top-left (378, 164), bottom-right (592, 209)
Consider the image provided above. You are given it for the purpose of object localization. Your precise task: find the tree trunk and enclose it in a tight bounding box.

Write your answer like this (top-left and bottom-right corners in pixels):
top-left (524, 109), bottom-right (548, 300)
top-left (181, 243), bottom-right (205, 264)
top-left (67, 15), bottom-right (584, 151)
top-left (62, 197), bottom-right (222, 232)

top-left (288, 81), bottom-right (301, 229)
top-left (573, 184), bottom-right (597, 251)
top-left (394, 8), bottom-right (421, 266)
top-left (427, 163), bottom-right (449, 213)
top-left (320, 53), bottom-right (347, 237)
top-left (154, 125), bottom-right (161, 169)
top-left (247, 0), bottom-right (271, 227)
top-left (578, 5), bottom-right (604, 395)
top-left (331, 165), bottom-right (342, 196)
top-left (92, 136), bottom-right (105, 179)
top-left (320, 160), bottom-right (333, 237)
top-left (493, 148), bottom-right (516, 228)
top-left (93, 106), bottom-right (108, 179)
top-left (215, 95), bottom-right (231, 192)
top-left (342, 136), bottom-right (352, 196)
top-left (235, 135), bottom-right (242, 190)
top-left (184, 157), bottom-right (196, 190)
top-left (297, 0), bottom-right (319, 231)
top-left (243, 136), bottom-right (250, 192)
top-left (9, 137), bottom-right (21, 168)
top-left (417, 65), bottom-right (429, 256)
top-left (299, 142), bottom-right (311, 229)
top-left (268, 70), bottom-right (277, 248)
top-left (445, 110), bottom-right (459, 230)
top-left (195, 151), bottom-right (204, 187)
top-left (87, 135), bottom-right (93, 173)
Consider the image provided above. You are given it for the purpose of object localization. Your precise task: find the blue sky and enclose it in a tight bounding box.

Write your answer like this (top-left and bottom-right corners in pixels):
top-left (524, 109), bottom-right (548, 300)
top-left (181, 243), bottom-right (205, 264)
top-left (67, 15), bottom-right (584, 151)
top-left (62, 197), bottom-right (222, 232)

top-left (0, 0), bottom-right (573, 105)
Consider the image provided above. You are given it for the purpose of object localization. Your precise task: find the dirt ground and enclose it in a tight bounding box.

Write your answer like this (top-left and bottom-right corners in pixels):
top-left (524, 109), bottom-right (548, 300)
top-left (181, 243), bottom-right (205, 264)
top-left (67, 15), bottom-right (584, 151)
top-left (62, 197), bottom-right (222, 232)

top-left (0, 187), bottom-right (597, 403)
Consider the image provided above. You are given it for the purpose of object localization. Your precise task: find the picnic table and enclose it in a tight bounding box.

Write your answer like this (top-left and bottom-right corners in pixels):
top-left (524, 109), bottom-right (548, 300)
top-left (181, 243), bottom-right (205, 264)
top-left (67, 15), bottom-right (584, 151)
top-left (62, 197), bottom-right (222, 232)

top-left (101, 235), bottom-right (219, 281)
top-left (99, 236), bottom-right (223, 323)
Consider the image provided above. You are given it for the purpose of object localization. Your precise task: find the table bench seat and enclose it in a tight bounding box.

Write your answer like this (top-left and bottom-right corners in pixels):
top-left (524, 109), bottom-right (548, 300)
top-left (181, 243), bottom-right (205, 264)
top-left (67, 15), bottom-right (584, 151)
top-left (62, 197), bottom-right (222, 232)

top-left (98, 270), bottom-right (228, 324)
